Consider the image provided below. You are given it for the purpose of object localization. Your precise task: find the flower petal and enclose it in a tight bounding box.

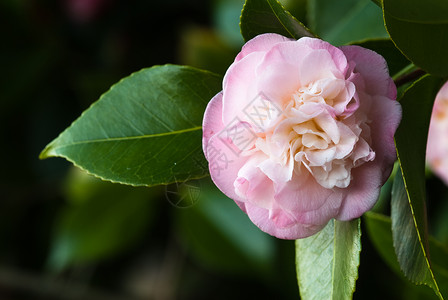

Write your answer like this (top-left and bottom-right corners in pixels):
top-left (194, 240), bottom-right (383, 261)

top-left (340, 45), bottom-right (397, 99)
top-left (202, 92), bottom-right (224, 158)
top-left (235, 33), bottom-right (292, 62)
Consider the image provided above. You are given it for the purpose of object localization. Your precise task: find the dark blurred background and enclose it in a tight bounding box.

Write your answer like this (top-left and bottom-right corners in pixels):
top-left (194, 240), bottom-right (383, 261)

top-left (0, 0), bottom-right (445, 299)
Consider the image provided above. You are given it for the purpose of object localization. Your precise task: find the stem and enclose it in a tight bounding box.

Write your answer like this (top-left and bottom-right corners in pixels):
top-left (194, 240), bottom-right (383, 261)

top-left (394, 68), bottom-right (426, 88)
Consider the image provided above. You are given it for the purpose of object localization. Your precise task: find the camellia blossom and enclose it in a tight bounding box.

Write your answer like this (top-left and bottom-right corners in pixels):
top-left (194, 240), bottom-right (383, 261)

top-left (427, 81), bottom-right (448, 185)
top-left (202, 33), bottom-right (401, 239)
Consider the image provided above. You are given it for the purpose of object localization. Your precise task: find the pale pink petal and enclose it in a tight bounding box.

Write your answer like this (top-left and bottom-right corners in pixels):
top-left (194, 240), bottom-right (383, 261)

top-left (235, 33), bottom-right (292, 62)
top-left (222, 51), bottom-right (266, 125)
top-left (255, 42), bottom-right (312, 103)
top-left (234, 154), bottom-right (274, 209)
top-left (202, 92), bottom-right (224, 158)
top-left (274, 172), bottom-right (342, 221)
top-left (299, 37), bottom-right (349, 75)
top-left (258, 153), bottom-right (294, 183)
top-left (243, 201), bottom-right (327, 239)
top-left (202, 35), bottom-right (401, 240)
top-left (427, 81), bottom-right (448, 184)
top-left (299, 49), bottom-right (345, 86)
top-left (340, 45), bottom-right (396, 99)
top-left (206, 133), bottom-right (249, 203)
top-left (337, 96), bottom-right (401, 220)
top-left (336, 160), bottom-right (383, 220)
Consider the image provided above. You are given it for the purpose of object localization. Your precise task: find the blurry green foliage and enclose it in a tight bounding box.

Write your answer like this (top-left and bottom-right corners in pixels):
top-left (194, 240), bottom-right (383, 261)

top-left (179, 26), bottom-right (237, 75)
top-left (48, 168), bottom-right (162, 271)
top-left (365, 212), bottom-right (448, 299)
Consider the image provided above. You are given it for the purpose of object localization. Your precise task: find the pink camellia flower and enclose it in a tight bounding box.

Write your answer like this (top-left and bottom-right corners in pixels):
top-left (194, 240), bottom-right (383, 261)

top-left (202, 33), bottom-right (401, 239)
top-left (427, 81), bottom-right (448, 185)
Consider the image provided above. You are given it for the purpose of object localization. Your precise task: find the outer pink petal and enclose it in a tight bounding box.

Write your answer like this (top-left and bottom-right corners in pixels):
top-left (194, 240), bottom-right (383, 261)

top-left (222, 51), bottom-right (266, 125)
top-left (340, 45), bottom-right (397, 99)
top-left (243, 201), bottom-right (327, 239)
top-left (255, 38), bottom-right (348, 104)
top-left (255, 42), bottom-right (311, 103)
top-left (299, 37), bottom-right (349, 75)
top-left (202, 92), bottom-right (224, 158)
top-left (234, 154), bottom-right (275, 209)
top-left (299, 49), bottom-right (345, 86)
top-left (337, 95), bottom-right (401, 220)
top-left (235, 33), bottom-right (292, 62)
top-left (203, 92), bottom-right (250, 202)
top-left (274, 173), bottom-right (343, 225)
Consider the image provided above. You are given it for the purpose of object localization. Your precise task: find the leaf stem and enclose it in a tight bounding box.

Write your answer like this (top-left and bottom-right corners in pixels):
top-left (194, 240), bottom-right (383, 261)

top-left (394, 68), bottom-right (426, 88)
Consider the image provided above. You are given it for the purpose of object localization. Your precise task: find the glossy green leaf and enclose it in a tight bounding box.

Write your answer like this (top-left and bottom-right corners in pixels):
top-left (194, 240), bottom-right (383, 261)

top-left (391, 172), bottom-right (442, 297)
top-left (174, 178), bottom-right (275, 276)
top-left (280, 0), bottom-right (308, 26)
top-left (48, 168), bottom-right (162, 270)
top-left (240, 0), bottom-right (314, 42)
top-left (296, 219), bottom-right (361, 300)
top-left (307, 0), bottom-right (388, 45)
top-left (352, 39), bottom-right (409, 76)
top-left (384, 0), bottom-right (448, 24)
top-left (382, 0), bottom-right (448, 76)
top-left (394, 75), bottom-right (446, 298)
top-left (365, 212), bottom-right (448, 298)
top-left (40, 65), bottom-right (222, 187)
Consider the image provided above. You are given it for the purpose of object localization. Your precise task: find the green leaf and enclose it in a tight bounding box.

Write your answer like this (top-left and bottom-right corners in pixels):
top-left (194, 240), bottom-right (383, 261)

top-left (40, 65), bottom-right (222, 187)
top-left (351, 39), bottom-right (409, 76)
top-left (296, 218), bottom-right (361, 300)
top-left (382, 0), bottom-right (448, 76)
top-left (174, 178), bottom-right (275, 276)
top-left (393, 75), bottom-right (446, 298)
top-left (307, 0), bottom-right (388, 46)
top-left (365, 212), bottom-right (448, 298)
top-left (48, 168), bottom-right (162, 270)
top-left (240, 0), bottom-right (314, 42)
top-left (391, 172), bottom-right (442, 297)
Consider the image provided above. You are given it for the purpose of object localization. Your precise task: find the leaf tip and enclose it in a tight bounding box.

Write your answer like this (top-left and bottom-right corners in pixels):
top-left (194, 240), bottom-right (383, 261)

top-left (39, 141), bottom-right (57, 160)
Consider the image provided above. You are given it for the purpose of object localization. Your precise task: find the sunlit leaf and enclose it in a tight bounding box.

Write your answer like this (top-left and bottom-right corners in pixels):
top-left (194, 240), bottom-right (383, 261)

top-left (296, 219), bottom-right (361, 300)
top-left (40, 65), bottom-right (222, 187)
